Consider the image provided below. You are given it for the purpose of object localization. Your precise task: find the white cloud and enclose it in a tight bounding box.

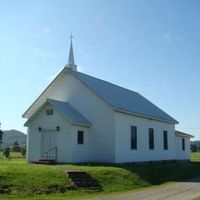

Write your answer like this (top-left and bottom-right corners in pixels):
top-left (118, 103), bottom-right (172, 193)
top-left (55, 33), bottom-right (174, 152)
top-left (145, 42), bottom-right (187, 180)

top-left (177, 36), bottom-right (182, 42)
top-left (162, 33), bottom-right (171, 46)
top-left (32, 47), bottom-right (44, 57)
top-left (77, 48), bottom-right (85, 54)
top-left (109, 36), bottom-right (126, 45)
top-left (148, 78), bottom-right (169, 91)
top-left (106, 28), bottom-right (126, 45)
top-left (33, 33), bottom-right (42, 39)
top-left (32, 47), bottom-right (57, 59)
top-left (33, 27), bottom-right (51, 39)
top-left (119, 37), bottom-right (125, 41)
top-left (43, 27), bottom-right (51, 33)
top-left (110, 37), bottom-right (116, 44)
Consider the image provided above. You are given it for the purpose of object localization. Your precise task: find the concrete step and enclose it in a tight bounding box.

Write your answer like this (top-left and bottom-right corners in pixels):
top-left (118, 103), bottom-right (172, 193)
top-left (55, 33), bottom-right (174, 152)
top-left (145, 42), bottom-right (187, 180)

top-left (64, 170), bottom-right (101, 189)
top-left (36, 159), bottom-right (56, 165)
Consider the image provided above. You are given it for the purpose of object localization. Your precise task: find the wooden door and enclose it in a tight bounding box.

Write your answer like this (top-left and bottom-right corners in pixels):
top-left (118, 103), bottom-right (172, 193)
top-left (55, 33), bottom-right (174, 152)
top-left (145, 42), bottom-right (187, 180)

top-left (41, 132), bottom-right (57, 159)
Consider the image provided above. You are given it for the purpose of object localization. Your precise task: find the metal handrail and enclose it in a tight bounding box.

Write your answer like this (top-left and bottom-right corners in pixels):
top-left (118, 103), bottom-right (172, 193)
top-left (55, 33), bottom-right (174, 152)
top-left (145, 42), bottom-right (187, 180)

top-left (43, 147), bottom-right (57, 161)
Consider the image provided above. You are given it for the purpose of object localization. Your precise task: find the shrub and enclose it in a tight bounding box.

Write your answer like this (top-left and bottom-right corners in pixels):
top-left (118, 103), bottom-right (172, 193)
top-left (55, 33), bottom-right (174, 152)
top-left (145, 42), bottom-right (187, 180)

top-left (3, 147), bottom-right (10, 158)
top-left (21, 146), bottom-right (26, 158)
top-left (12, 141), bottom-right (21, 152)
top-left (0, 129), bottom-right (3, 146)
top-left (191, 144), bottom-right (197, 152)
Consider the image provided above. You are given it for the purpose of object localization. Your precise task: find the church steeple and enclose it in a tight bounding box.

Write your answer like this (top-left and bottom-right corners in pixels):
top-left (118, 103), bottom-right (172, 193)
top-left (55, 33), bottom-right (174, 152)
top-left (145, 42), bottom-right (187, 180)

top-left (68, 35), bottom-right (75, 65)
top-left (66, 34), bottom-right (77, 71)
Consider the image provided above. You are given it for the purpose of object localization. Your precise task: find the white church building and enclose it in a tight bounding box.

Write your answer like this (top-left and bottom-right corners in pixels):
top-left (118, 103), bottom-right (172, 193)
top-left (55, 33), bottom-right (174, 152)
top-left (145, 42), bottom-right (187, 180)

top-left (23, 39), bottom-right (193, 163)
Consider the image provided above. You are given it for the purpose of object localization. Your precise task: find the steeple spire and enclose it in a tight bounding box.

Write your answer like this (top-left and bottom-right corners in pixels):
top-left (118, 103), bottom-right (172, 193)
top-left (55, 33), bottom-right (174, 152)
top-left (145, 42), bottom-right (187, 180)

top-left (66, 34), bottom-right (77, 71)
top-left (68, 34), bottom-right (75, 65)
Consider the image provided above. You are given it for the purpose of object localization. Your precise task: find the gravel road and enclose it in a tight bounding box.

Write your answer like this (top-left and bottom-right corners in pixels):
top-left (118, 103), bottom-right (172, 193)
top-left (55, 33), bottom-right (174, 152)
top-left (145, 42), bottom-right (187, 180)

top-left (93, 177), bottom-right (200, 200)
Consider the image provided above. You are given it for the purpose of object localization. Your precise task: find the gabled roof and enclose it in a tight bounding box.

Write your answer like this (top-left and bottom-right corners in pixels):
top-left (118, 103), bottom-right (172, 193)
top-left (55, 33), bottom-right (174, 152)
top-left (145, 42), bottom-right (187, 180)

top-left (25, 99), bottom-right (91, 127)
top-left (23, 67), bottom-right (178, 124)
top-left (48, 99), bottom-right (91, 126)
top-left (175, 130), bottom-right (194, 138)
top-left (65, 68), bottom-right (178, 124)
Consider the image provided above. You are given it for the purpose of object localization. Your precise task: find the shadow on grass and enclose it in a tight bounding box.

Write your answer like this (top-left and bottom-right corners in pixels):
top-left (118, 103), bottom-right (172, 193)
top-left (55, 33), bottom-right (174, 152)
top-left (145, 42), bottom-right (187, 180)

top-left (68, 161), bottom-right (200, 185)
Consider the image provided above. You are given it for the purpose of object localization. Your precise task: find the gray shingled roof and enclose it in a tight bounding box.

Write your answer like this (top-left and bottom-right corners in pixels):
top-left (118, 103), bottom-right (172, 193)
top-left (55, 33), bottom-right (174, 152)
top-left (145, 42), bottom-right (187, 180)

top-left (65, 68), bottom-right (178, 124)
top-left (24, 99), bottom-right (91, 127)
top-left (47, 99), bottom-right (91, 126)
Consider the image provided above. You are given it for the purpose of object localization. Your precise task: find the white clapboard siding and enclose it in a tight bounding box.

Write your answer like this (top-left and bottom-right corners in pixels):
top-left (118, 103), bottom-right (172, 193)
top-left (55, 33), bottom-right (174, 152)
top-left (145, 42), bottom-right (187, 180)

top-left (175, 136), bottom-right (191, 160)
top-left (31, 72), bottom-right (115, 162)
top-left (70, 125), bottom-right (89, 163)
top-left (27, 103), bottom-right (72, 162)
top-left (114, 112), bottom-right (176, 163)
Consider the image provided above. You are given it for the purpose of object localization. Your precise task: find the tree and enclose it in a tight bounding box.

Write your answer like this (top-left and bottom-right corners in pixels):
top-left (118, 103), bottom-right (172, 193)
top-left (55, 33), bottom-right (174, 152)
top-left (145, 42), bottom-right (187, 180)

top-left (197, 146), bottom-right (200, 152)
top-left (12, 141), bottom-right (21, 152)
top-left (3, 147), bottom-right (10, 158)
top-left (191, 144), bottom-right (197, 152)
top-left (21, 146), bottom-right (26, 158)
top-left (0, 123), bottom-right (3, 147)
top-left (0, 129), bottom-right (3, 145)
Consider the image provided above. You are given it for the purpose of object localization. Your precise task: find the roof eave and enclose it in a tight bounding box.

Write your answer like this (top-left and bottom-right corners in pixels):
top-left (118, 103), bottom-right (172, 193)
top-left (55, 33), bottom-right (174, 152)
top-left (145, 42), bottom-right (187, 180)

top-left (115, 108), bottom-right (178, 124)
top-left (23, 101), bottom-right (52, 127)
top-left (24, 120), bottom-right (30, 127)
top-left (175, 133), bottom-right (194, 138)
top-left (175, 131), bottom-right (194, 138)
top-left (71, 122), bottom-right (92, 127)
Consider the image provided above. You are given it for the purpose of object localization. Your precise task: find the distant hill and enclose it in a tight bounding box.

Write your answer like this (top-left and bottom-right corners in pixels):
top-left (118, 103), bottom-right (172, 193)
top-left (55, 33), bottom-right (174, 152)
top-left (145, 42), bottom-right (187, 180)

top-left (1, 129), bottom-right (27, 148)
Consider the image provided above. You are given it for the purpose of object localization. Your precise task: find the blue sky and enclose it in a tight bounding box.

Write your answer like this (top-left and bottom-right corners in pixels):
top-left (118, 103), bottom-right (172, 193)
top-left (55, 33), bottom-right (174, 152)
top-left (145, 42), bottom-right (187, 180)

top-left (0, 0), bottom-right (199, 139)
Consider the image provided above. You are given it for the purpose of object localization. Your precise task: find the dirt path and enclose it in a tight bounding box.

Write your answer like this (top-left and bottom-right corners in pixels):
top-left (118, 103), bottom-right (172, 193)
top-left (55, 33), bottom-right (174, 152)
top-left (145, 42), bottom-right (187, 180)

top-left (94, 177), bottom-right (200, 200)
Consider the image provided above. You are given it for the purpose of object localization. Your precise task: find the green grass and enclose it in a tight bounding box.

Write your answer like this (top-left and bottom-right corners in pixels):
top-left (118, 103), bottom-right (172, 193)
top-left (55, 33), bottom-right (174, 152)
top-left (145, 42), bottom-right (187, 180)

top-left (191, 152), bottom-right (200, 161)
top-left (0, 153), bottom-right (200, 199)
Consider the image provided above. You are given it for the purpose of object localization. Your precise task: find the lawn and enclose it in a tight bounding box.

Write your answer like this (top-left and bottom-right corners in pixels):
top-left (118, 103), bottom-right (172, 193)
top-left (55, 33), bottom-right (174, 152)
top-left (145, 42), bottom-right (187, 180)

top-left (0, 152), bottom-right (200, 199)
top-left (191, 152), bottom-right (200, 161)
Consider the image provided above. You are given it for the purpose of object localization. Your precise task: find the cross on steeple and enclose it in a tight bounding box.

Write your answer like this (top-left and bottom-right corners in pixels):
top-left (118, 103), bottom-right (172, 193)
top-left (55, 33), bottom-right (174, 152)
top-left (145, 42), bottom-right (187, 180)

top-left (69, 34), bottom-right (74, 40)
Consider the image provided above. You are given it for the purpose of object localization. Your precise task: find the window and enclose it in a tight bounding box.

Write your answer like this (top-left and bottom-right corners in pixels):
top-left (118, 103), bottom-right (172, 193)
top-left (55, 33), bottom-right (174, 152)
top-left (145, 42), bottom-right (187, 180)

top-left (163, 131), bottom-right (168, 150)
top-left (46, 108), bottom-right (53, 115)
top-left (182, 138), bottom-right (185, 151)
top-left (131, 126), bottom-right (137, 150)
top-left (149, 128), bottom-right (154, 150)
top-left (77, 131), bottom-right (84, 144)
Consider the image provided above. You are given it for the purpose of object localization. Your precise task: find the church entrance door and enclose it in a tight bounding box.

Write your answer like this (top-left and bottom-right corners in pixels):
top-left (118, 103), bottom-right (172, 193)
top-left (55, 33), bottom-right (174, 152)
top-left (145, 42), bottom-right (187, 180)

top-left (41, 132), bottom-right (57, 160)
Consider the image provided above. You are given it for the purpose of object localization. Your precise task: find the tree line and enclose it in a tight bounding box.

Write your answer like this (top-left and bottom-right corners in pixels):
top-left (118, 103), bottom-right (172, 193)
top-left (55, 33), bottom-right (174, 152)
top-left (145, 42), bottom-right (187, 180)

top-left (191, 144), bottom-right (200, 152)
top-left (1, 141), bottom-right (26, 158)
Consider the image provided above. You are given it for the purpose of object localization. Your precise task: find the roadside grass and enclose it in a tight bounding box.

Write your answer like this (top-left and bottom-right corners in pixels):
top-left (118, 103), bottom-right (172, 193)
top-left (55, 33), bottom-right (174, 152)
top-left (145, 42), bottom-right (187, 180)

top-left (0, 152), bottom-right (200, 199)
